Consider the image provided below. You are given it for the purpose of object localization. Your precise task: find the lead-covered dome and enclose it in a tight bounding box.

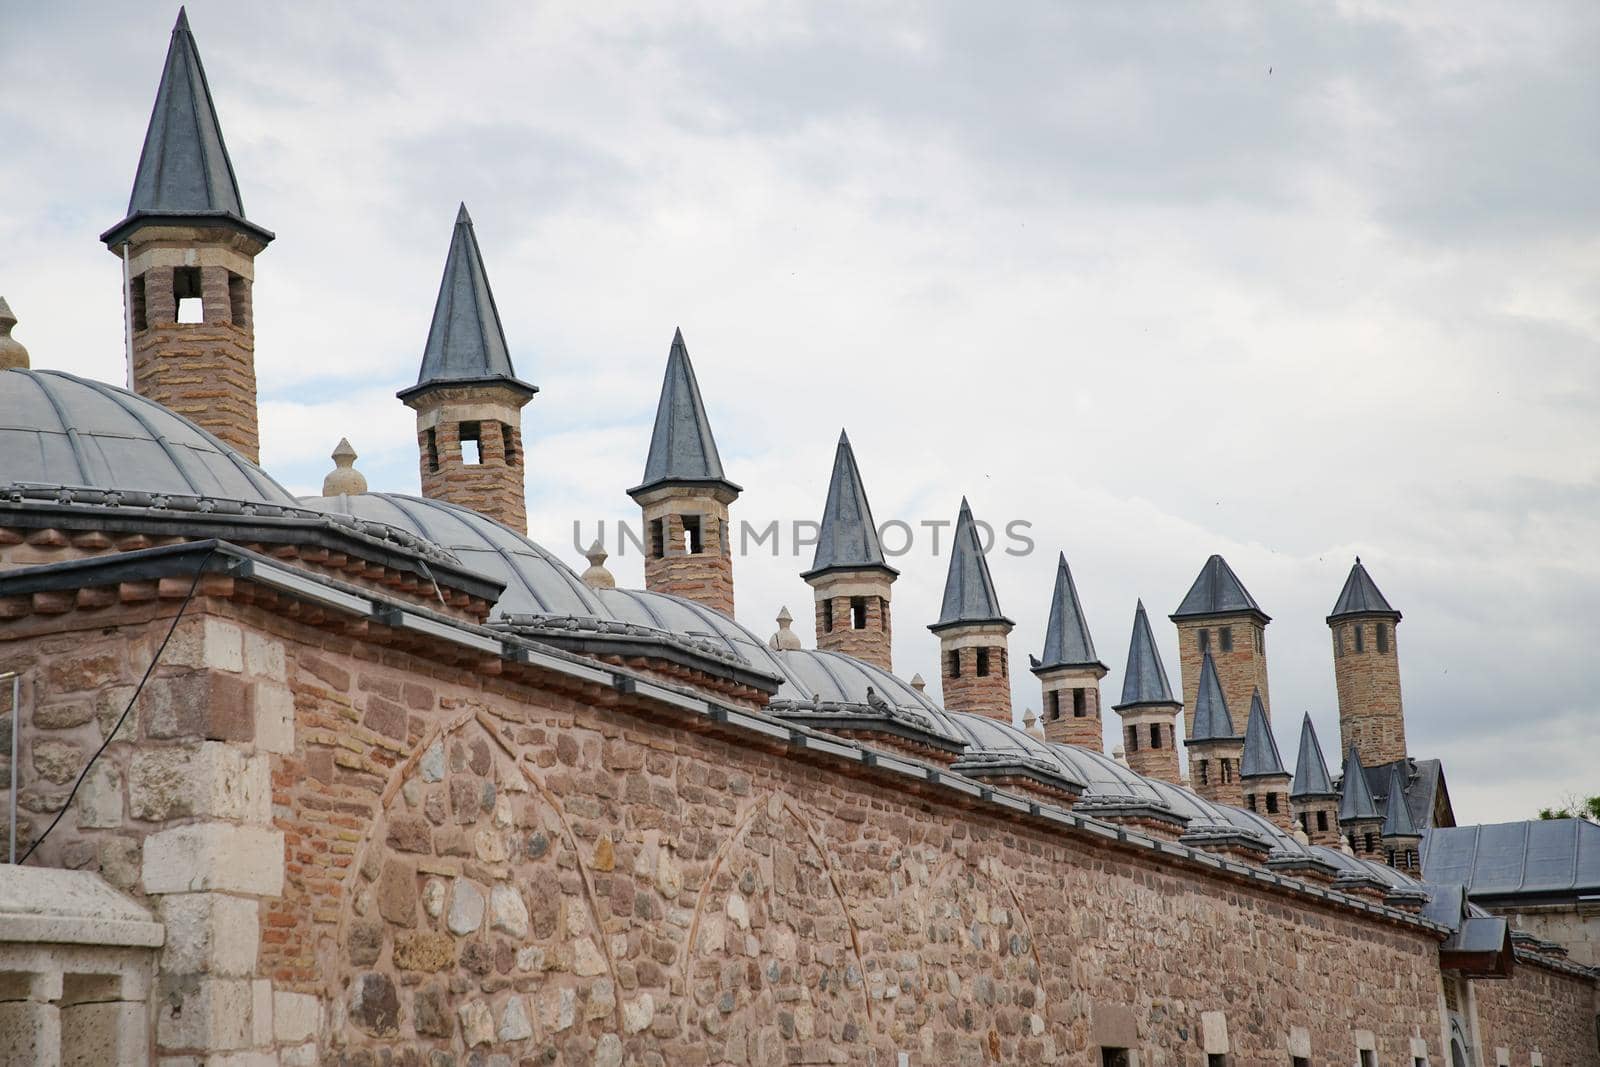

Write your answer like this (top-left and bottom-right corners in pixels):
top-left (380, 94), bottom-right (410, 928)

top-left (0, 369), bottom-right (297, 506)
top-left (301, 492), bottom-right (608, 620)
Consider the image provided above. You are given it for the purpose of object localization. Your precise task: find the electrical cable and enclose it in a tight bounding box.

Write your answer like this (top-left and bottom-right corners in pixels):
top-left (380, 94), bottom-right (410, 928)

top-left (20, 547), bottom-right (219, 864)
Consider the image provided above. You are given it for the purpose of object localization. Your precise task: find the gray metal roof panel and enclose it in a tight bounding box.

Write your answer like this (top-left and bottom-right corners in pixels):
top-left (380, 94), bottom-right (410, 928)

top-left (1115, 600), bottom-right (1176, 706)
top-left (931, 498), bottom-right (1011, 629)
top-left (103, 9), bottom-right (272, 246)
top-left (1420, 818), bottom-right (1600, 898)
top-left (633, 329), bottom-right (739, 495)
top-left (803, 431), bottom-right (894, 577)
top-left (1329, 557), bottom-right (1400, 620)
top-left (0, 369), bottom-right (297, 506)
top-left (1338, 746), bottom-right (1381, 822)
top-left (1364, 757), bottom-right (1442, 830)
top-left (1187, 652), bottom-right (1238, 741)
top-left (1035, 553), bottom-right (1101, 670)
top-left (1171, 554), bottom-right (1267, 620)
top-left (1289, 714), bottom-right (1336, 798)
top-left (1239, 691), bottom-right (1286, 778)
top-left (407, 204), bottom-right (530, 394)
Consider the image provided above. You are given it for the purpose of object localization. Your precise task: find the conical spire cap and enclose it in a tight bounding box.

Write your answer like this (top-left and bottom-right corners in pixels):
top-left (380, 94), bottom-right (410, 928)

top-left (630, 328), bottom-right (740, 498)
top-left (1033, 553), bottom-right (1103, 673)
top-left (1239, 690), bottom-right (1286, 778)
top-left (1115, 600), bottom-right (1176, 708)
top-left (1188, 651), bottom-right (1239, 741)
top-left (102, 8), bottom-right (273, 248)
top-left (400, 204), bottom-right (535, 401)
top-left (1171, 554), bottom-right (1268, 623)
top-left (929, 498), bottom-right (1012, 632)
top-left (1328, 557), bottom-right (1401, 622)
top-left (1339, 745), bottom-right (1381, 822)
top-left (804, 430), bottom-right (896, 579)
top-left (1381, 763), bottom-right (1419, 838)
top-left (1289, 713), bottom-right (1337, 799)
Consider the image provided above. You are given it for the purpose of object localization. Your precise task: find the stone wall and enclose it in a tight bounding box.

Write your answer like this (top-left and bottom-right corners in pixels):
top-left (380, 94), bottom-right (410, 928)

top-left (1492, 902), bottom-right (1600, 968)
top-left (1116, 705), bottom-right (1182, 784)
top-left (635, 487), bottom-right (736, 616)
top-left (1332, 617), bottom-right (1408, 768)
top-left (406, 382), bottom-right (532, 534)
top-left (937, 624), bottom-right (1013, 722)
top-left (811, 580), bottom-right (893, 673)
top-left (3, 598), bottom-right (1595, 1065)
top-left (1038, 667), bottom-right (1104, 751)
top-left (1472, 954), bottom-right (1599, 1066)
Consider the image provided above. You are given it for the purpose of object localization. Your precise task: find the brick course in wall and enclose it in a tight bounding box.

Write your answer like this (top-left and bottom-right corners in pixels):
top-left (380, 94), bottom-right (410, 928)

top-left (1332, 615), bottom-right (1408, 767)
top-left (1473, 953), bottom-right (1599, 1065)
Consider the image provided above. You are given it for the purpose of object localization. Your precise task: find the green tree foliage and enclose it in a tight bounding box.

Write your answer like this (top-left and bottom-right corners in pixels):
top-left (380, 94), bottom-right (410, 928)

top-left (1538, 794), bottom-right (1600, 823)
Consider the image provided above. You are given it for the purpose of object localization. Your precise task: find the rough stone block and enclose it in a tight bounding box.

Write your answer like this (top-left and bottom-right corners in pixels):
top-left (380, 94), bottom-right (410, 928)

top-left (251, 682), bottom-right (294, 755)
top-left (273, 990), bottom-right (320, 1044)
top-left (61, 999), bottom-right (145, 1067)
top-left (144, 672), bottom-right (253, 743)
top-left (77, 762), bottom-right (123, 829)
top-left (142, 824), bottom-right (284, 896)
top-left (129, 744), bottom-right (269, 823)
top-left (166, 618), bottom-right (244, 673)
top-left (0, 999), bottom-right (60, 1067)
top-left (155, 975), bottom-right (253, 1051)
top-left (242, 631), bottom-right (286, 681)
top-left (160, 893), bottom-right (259, 976)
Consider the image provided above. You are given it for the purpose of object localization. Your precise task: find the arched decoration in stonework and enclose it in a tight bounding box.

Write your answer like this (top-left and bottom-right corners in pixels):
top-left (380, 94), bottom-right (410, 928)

top-left (888, 852), bottom-right (1052, 1063)
top-left (330, 710), bottom-right (620, 1057)
top-left (682, 791), bottom-right (876, 1063)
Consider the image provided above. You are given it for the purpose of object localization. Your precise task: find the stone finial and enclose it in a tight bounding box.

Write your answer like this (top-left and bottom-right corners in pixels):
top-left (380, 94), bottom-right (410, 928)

top-left (581, 539), bottom-right (615, 590)
top-left (1022, 709), bottom-right (1044, 740)
top-left (1112, 745), bottom-right (1129, 768)
top-left (321, 438), bottom-right (368, 496)
top-left (1292, 826), bottom-right (1311, 847)
top-left (768, 606), bottom-right (802, 651)
top-left (910, 673), bottom-right (926, 693)
top-left (0, 298), bottom-right (29, 371)
top-left (1339, 835), bottom-right (1356, 857)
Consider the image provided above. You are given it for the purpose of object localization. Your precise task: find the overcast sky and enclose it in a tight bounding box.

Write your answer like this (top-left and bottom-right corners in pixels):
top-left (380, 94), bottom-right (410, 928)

top-left (3, 2), bottom-right (1596, 825)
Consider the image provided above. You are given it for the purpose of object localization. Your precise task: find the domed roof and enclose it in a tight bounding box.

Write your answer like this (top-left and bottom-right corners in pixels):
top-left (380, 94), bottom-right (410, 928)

top-left (300, 492), bottom-right (607, 620)
top-left (0, 369), bottom-right (296, 506)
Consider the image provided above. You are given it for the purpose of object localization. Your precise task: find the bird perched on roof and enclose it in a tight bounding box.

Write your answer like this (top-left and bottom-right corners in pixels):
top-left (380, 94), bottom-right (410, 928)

top-left (865, 686), bottom-right (891, 714)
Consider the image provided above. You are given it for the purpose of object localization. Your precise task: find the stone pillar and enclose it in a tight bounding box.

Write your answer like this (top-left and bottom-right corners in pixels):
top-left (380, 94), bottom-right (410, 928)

top-left (1332, 614), bottom-right (1407, 767)
top-left (1035, 664), bottom-right (1107, 750)
top-left (935, 622), bottom-right (1014, 722)
top-left (404, 381), bottom-right (534, 533)
top-left (1115, 704), bottom-right (1182, 783)
top-left (633, 484), bottom-right (739, 616)
top-left (807, 570), bottom-right (894, 672)
top-left (117, 227), bottom-right (269, 462)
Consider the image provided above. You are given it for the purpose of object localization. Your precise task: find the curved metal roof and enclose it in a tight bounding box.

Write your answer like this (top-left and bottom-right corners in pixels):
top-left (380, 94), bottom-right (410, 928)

top-left (0, 368), bottom-right (296, 506)
top-left (301, 492), bottom-right (606, 619)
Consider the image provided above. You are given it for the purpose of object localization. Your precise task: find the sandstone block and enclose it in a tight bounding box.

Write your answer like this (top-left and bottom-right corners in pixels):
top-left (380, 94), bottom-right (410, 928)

top-left (33, 701), bottom-right (94, 730)
top-left (243, 631), bottom-right (286, 681)
top-left (130, 743), bottom-right (269, 823)
top-left (0, 1000), bottom-right (59, 1067)
top-left (490, 884), bottom-right (529, 939)
top-left (624, 992), bottom-right (655, 1033)
top-left (273, 990), bottom-right (320, 1044)
top-left (376, 858), bottom-right (417, 927)
top-left (252, 682), bottom-right (294, 755)
top-left (144, 671), bottom-right (253, 743)
top-left (142, 824), bottom-right (284, 896)
top-left (497, 995), bottom-right (533, 1042)
top-left (77, 762), bottom-right (123, 828)
top-left (349, 973), bottom-right (399, 1037)
top-left (573, 936), bottom-right (606, 976)
top-left (32, 738), bottom-right (81, 785)
top-left (458, 1000), bottom-right (494, 1047)
top-left (447, 877), bottom-right (484, 935)
top-left (156, 975), bottom-right (253, 1051)
top-left (419, 741), bottom-right (446, 782)
top-left (167, 618), bottom-right (244, 673)
top-left (394, 931), bottom-right (455, 972)
top-left (414, 983), bottom-right (452, 1038)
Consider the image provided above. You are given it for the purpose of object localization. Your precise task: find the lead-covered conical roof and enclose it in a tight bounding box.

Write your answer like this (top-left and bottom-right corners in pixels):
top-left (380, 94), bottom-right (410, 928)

top-left (1290, 714), bottom-right (1337, 799)
top-left (1115, 600), bottom-right (1177, 707)
top-left (1329, 557), bottom-right (1401, 621)
top-left (630, 329), bottom-right (740, 497)
top-left (1172, 554), bottom-right (1268, 621)
top-left (102, 8), bottom-right (273, 248)
top-left (1339, 746), bottom-right (1381, 822)
top-left (400, 204), bottom-right (535, 401)
top-left (930, 498), bottom-right (1011, 631)
top-left (1382, 764), bottom-right (1420, 838)
top-left (1239, 690), bottom-right (1286, 778)
top-left (1188, 651), bottom-right (1239, 741)
top-left (803, 431), bottom-right (895, 579)
top-left (1033, 553), bottom-right (1102, 672)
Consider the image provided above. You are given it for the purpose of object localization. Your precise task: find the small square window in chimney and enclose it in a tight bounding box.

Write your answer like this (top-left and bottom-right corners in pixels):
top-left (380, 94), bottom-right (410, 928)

top-left (460, 422), bottom-right (483, 465)
top-left (174, 266), bottom-right (203, 323)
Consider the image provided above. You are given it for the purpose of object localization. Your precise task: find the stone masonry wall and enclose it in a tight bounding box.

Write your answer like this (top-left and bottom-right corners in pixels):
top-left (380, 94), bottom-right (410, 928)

top-left (1175, 616), bottom-right (1269, 735)
top-left (1117, 706), bottom-right (1181, 784)
top-left (5, 599), bottom-right (1595, 1065)
top-left (409, 383), bottom-right (531, 535)
top-left (1332, 618), bottom-right (1407, 767)
top-left (1185, 740), bottom-right (1245, 809)
top-left (133, 264), bottom-right (259, 463)
top-left (1472, 955), bottom-right (1598, 1066)
top-left (639, 495), bottom-right (735, 617)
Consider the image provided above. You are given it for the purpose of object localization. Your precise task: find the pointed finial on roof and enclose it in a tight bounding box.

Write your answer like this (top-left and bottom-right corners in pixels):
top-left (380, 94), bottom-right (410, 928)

top-left (320, 437), bottom-right (367, 496)
top-left (400, 204), bottom-right (536, 402)
top-left (1381, 763), bottom-right (1419, 838)
top-left (910, 673), bottom-right (926, 693)
top-left (630, 328), bottom-right (740, 499)
top-left (1290, 713), bottom-right (1337, 798)
top-left (803, 430), bottom-right (896, 579)
top-left (1338, 745), bottom-right (1381, 822)
top-left (1171, 554), bottom-right (1268, 622)
top-left (1112, 744), bottom-right (1129, 768)
top-left (1328, 556), bottom-right (1401, 621)
top-left (1022, 708), bottom-right (1042, 738)
top-left (1033, 552), bottom-right (1103, 672)
top-left (581, 538), bottom-right (615, 590)
top-left (1115, 599), bottom-right (1176, 708)
top-left (930, 498), bottom-right (1011, 632)
top-left (1188, 651), bottom-right (1238, 741)
top-left (1239, 690), bottom-right (1286, 778)
top-left (102, 6), bottom-right (273, 248)
top-left (768, 606), bottom-right (802, 651)
top-left (0, 298), bottom-right (30, 371)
